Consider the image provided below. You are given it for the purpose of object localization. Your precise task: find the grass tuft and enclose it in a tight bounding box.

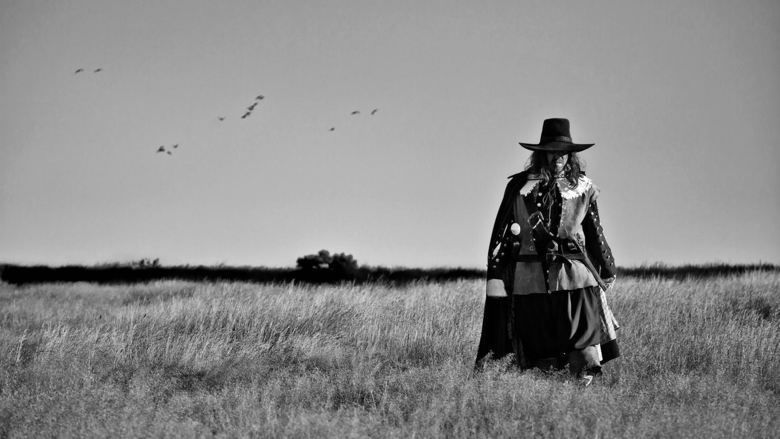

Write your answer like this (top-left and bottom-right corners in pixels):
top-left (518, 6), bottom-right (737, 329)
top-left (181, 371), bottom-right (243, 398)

top-left (1, 272), bottom-right (778, 437)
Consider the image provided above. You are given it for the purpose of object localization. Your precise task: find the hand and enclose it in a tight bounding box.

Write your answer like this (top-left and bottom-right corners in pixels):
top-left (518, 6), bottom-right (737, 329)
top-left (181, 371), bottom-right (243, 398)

top-left (603, 275), bottom-right (616, 291)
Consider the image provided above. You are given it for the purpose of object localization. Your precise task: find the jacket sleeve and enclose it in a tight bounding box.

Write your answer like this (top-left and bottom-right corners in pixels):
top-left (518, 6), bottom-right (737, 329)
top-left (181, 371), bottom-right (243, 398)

top-left (487, 174), bottom-right (524, 280)
top-left (581, 186), bottom-right (617, 280)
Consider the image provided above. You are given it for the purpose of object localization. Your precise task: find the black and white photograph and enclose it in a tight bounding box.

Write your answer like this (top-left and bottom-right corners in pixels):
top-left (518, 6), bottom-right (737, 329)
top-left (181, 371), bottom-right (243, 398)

top-left (1, 1), bottom-right (778, 437)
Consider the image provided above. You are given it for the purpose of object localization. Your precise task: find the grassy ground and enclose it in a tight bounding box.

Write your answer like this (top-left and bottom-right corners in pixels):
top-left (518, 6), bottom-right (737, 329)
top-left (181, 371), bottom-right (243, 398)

top-left (1, 272), bottom-right (778, 438)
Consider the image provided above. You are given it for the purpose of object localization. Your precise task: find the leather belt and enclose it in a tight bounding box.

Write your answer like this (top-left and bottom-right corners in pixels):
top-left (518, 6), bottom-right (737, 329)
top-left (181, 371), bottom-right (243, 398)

top-left (515, 238), bottom-right (608, 291)
top-left (547, 245), bottom-right (608, 291)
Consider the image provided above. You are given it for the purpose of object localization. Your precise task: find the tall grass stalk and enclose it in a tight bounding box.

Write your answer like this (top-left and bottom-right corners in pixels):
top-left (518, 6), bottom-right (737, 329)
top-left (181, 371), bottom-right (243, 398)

top-left (1, 273), bottom-right (778, 437)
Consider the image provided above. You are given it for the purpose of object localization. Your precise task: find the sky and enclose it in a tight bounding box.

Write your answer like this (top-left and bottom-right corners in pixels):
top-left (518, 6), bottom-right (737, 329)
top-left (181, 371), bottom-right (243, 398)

top-left (1, 0), bottom-right (778, 268)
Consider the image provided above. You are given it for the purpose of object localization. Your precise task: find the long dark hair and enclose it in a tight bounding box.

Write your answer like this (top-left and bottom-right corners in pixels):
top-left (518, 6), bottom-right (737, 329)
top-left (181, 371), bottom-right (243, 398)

top-left (524, 151), bottom-right (584, 187)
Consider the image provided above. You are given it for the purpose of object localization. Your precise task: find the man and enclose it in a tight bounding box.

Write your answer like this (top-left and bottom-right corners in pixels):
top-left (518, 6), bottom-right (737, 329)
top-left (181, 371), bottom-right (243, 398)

top-left (475, 118), bottom-right (619, 385)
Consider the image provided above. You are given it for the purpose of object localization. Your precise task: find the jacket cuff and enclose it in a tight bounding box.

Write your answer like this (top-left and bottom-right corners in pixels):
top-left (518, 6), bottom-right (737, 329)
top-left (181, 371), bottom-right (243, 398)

top-left (486, 278), bottom-right (508, 297)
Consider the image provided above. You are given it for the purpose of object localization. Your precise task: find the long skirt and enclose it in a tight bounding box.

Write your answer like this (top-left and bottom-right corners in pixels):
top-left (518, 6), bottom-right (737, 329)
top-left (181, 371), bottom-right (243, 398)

top-left (476, 286), bottom-right (619, 371)
top-left (515, 286), bottom-right (603, 360)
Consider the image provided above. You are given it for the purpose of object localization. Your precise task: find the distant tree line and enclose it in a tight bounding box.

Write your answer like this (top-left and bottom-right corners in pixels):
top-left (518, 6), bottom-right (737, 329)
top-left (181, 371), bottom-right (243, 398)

top-left (0, 250), bottom-right (486, 285)
top-left (617, 262), bottom-right (778, 279)
top-left (0, 252), bottom-right (776, 286)
top-left (296, 250), bottom-right (360, 279)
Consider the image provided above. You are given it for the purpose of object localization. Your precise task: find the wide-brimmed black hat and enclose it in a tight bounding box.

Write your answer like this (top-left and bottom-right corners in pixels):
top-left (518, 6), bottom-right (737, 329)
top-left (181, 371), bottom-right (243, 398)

top-left (519, 118), bottom-right (594, 152)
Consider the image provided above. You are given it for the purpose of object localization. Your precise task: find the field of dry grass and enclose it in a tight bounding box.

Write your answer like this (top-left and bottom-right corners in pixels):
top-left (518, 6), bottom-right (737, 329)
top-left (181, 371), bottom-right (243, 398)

top-left (1, 271), bottom-right (778, 438)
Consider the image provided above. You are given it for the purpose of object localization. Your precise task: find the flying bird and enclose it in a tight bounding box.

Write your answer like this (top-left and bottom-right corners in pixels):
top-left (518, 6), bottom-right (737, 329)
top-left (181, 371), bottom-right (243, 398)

top-left (255, 95), bottom-right (264, 100)
top-left (156, 146), bottom-right (166, 153)
top-left (351, 110), bottom-right (360, 115)
top-left (93, 68), bottom-right (102, 73)
top-left (247, 103), bottom-right (257, 111)
top-left (74, 68), bottom-right (84, 74)
top-left (329, 127), bottom-right (335, 132)
top-left (172, 144), bottom-right (179, 149)
top-left (370, 108), bottom-right (378, 115)
top-left (166, 151), bottom-right (172, 155)
top-left (218, 116), bottom-right (225, 121)
top-left (241, 112), bottom-right (251, 119)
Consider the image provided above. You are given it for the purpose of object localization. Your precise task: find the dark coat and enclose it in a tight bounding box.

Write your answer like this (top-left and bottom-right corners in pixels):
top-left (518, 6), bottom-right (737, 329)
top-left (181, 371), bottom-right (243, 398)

top-left (476, 171), bottom-right (619, 367)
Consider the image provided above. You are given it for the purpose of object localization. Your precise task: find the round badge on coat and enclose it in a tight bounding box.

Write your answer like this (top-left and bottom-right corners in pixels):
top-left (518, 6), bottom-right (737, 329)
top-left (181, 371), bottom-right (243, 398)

top-left (510, 223), bottom-right (521, 235)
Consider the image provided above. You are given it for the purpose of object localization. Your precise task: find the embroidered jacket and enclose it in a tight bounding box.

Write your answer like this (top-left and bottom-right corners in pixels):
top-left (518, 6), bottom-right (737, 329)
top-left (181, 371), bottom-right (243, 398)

top-left (477, 170), bottom-right (620, 365)
top-left (486, 171), bottom-right (616, 294)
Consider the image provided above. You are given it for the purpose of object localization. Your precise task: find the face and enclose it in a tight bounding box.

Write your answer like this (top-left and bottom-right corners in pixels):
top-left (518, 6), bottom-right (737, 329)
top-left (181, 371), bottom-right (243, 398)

top-left (546, 152), bottom-right (569, 173)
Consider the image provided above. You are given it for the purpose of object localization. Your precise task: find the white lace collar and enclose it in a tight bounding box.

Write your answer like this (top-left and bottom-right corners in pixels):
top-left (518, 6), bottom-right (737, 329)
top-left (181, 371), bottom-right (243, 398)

top-left (519, 175), bottom-right (592, 200)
